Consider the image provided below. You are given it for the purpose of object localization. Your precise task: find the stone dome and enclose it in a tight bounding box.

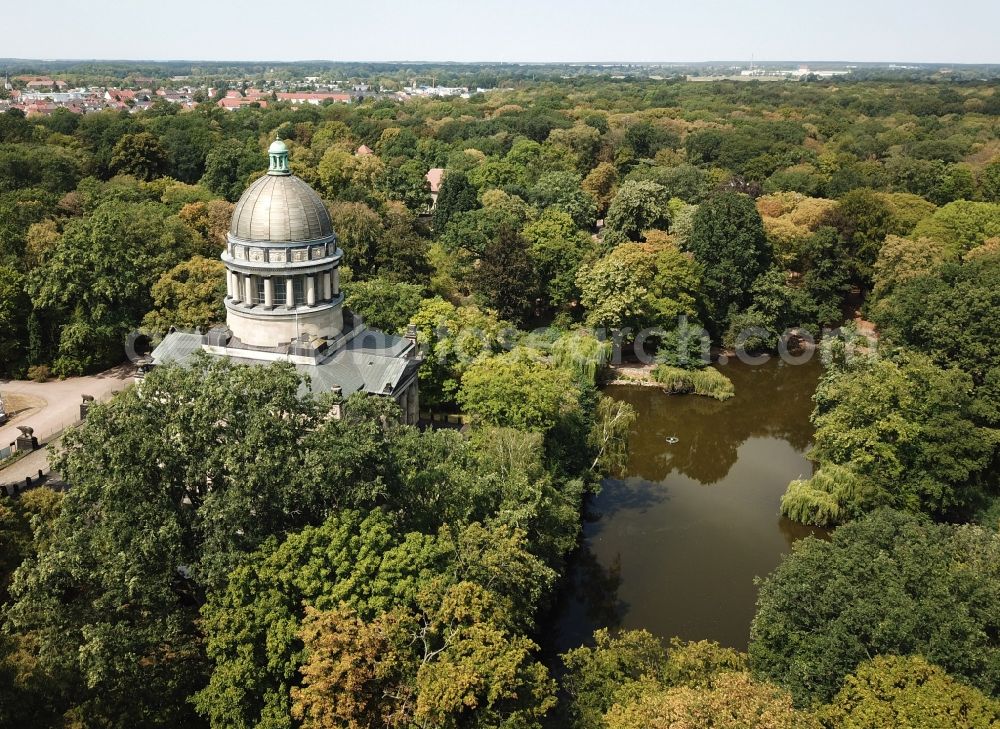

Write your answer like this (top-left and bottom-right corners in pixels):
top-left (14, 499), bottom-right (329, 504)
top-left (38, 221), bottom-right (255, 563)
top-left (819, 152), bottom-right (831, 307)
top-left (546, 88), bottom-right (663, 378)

top-left (230, 174), bottom-right (333, 242)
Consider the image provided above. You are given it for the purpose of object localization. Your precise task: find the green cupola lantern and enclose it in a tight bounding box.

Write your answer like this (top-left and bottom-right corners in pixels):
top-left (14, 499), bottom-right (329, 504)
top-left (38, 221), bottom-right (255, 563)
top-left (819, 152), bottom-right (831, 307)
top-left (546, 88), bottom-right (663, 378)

top-left (267, 137), bottom-right (291, 175)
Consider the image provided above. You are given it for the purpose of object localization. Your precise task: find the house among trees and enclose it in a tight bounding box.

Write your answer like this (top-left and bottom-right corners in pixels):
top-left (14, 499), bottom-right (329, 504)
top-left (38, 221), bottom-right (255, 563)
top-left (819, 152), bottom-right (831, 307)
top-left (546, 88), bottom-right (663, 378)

top-left (425, 167), bottom-right (444, 209)
top-left (14, 75), bottom-right (68, 90)
top-left (217, 88), bottom-right (270, 110)
top-left (149, 139), bottom-right (422, 422)
top-left (276, 91), bottom-right (351, 105)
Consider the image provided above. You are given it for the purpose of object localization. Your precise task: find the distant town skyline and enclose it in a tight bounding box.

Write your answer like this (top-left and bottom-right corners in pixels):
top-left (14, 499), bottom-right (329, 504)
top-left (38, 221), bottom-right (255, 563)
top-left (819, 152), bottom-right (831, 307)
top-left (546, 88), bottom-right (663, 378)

top-left (5, 0), bottom-right (999, 65)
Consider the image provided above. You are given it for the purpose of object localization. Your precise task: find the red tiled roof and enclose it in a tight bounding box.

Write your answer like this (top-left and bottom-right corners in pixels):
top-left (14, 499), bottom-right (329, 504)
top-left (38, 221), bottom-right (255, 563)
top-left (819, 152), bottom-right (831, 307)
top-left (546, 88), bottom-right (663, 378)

top-left (277, 92), bottom-right (351, 102)
top-left (218, 97), bottom-right (267, 110)
top-left (425, 168), bottom-right (445, 193)
top-left (23, 102), bottom-right (58, 116)
top-left (106, 89), bottom-right (136, 101)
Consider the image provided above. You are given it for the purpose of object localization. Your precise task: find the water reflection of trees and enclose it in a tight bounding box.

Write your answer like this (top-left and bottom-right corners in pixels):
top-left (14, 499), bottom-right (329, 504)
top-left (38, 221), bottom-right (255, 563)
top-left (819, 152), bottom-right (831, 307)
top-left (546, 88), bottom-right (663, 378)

top-left (591, 477), bottom-right (670, 519)
top-left (538, 544), bottom-right (625, 654)
top-left (777, 515), bottom-right (830, 547)
top-left (607, 359), bottom-right (821, 485)
top-left (575, 549), bottom-right (624, 629)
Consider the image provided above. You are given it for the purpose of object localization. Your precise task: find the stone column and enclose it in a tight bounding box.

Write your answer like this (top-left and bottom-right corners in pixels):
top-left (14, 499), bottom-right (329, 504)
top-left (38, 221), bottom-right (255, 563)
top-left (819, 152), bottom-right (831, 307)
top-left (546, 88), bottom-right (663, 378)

top-left (264, 277), bottom-right (274, 309)
top-left (286, 277), bottom-right (295, 309)
top-left (226, 272), bottom-right (234, 299)
top-left (398, 388), bottom-right (409, 423)
top-left (323, 271), bottom-right (332, 301)
top-left (244, 275), bottom-right (254, 306)
top-left (408, 381), bottom-right (420, 424)
top-left (230, 272), bottom-right (241, 303)
top-left (306, 275), bottom-right (316, 306)
top-left (332, 268), bottom-right (340, 296)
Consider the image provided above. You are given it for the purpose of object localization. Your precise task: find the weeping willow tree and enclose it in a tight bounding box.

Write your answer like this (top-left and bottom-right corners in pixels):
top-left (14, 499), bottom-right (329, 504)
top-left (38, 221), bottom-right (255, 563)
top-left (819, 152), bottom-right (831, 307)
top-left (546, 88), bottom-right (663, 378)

top-left (780, 464), bottom-right (875, 527)
top-left (651, 365), bottom-right (735, 401)
top-left (588, 396), bottom-right (637, 475)
top-left (552, 331), bottom-right (612, 386)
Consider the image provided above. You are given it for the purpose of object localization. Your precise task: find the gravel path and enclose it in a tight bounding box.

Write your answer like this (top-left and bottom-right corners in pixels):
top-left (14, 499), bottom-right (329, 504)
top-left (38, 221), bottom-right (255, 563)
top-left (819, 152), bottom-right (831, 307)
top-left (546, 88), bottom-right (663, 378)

top-left (0, 364), bottom-right (135, 449)
top-left (0, 365), bottom-right (136, 489)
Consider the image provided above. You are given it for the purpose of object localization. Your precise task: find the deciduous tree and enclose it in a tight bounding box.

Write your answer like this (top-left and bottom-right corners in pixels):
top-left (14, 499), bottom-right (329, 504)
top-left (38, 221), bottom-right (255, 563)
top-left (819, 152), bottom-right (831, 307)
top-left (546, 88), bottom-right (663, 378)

top-left (530, 171), bottom-right (598, 229)
top-left (344, 276), bottom-right (424, 333)
top-left (141, 255), bottom-right (227, 334)
top-left (603, 180), bottom-right (672, 243)
top-left (576, 241), bottom-right (701, 336)
top-left (0, 265), bottom-right (29, 375)
top-left (109, 131), bottom-right (169, 181)
top-left (291, 583), bottom-right (556, 729)
top-left (804, 352), bottom-right (996, 516)
top-left (459, 348), bottom-right (582, 436)
top-left (750, 509), bottom-right (1000, 706)
top-left (522, 209), bottom-right (593, 312)
top-left (410, 298), bottom-right (509, 408)
top-left (582, 162), bottom-right (618, 217)
top-left (821, 655), bottom-right (1000, 728)
top-left (687, 191), bottom-right (772, 335)
top-left (28, 199), bottom-right (199, 373)
top-left (200, 138), bottom-right (264, 201)
top-left (606, 672), bottom-right (816, 729)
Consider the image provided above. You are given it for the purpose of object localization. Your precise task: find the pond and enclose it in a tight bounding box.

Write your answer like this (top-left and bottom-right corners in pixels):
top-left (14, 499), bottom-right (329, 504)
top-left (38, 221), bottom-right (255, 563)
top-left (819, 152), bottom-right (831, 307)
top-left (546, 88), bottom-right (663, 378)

top-left (548, 356), bottom-right (827, 653)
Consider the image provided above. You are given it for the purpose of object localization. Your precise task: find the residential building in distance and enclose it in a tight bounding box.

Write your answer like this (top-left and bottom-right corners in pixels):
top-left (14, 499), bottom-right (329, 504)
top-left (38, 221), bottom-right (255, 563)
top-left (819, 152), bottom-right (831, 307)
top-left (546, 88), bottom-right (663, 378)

top-left (276, 91), bottom-right (352, 105)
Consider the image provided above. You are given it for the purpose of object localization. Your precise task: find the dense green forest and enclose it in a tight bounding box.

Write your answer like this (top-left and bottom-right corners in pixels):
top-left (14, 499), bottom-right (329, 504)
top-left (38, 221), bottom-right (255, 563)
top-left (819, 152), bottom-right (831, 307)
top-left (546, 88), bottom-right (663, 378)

top-left (2, 73), bottom-right (1000, 726)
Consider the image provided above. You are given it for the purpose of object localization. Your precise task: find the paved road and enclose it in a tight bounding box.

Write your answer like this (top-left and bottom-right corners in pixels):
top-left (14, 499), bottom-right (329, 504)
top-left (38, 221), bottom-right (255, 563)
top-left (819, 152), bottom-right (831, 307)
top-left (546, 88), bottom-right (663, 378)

top-left (1, 364), bottom-right (136, 451)
top-left (0, 445), bottom-right (56, 493)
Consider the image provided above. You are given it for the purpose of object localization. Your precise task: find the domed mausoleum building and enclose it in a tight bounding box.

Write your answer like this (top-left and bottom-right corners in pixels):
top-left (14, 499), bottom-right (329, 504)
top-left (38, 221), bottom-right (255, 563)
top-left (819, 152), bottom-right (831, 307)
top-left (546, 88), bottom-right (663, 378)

top-left (149, 139), bottom-right (421, 423)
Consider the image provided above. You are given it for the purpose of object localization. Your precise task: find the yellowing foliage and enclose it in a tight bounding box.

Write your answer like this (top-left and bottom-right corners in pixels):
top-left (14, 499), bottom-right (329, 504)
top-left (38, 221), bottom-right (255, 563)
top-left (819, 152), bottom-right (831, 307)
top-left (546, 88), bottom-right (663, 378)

top-left (756, 193), bottom-right (836, 266)
top-left (605, 672), bottom-right (818, 729)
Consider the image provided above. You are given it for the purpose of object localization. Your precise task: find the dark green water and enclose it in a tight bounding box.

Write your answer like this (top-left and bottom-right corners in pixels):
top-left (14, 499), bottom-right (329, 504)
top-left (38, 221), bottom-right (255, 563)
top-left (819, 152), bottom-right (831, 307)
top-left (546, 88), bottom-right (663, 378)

top-left (550, 356), bottom-right (826, 652)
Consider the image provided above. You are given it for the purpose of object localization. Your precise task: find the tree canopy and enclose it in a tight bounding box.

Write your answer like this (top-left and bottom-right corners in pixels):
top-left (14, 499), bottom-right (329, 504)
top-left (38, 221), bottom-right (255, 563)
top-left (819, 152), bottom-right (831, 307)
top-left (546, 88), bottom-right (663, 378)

top-left (3, 351), bottom-right (601, 727)
top-left (821, 655), bottom-right (1000, 728)
top-left (750, 509), bottom-right (1000, 706)
top-left (4, 65), bottom-right (1000, 729)
top-left (686, 191), bottom-right (772, 334)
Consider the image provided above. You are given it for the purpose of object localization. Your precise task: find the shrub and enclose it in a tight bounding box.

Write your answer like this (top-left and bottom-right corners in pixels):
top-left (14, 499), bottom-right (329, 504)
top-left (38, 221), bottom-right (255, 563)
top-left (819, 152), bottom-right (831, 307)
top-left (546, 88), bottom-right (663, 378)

top-left (27, 365), bottom-right (51, 383)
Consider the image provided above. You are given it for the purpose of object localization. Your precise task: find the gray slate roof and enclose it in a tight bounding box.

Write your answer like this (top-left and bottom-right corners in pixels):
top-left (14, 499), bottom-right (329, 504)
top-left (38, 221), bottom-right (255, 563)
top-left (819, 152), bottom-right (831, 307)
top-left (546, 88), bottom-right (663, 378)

top-left (150, 330), bottom-right (419, 398)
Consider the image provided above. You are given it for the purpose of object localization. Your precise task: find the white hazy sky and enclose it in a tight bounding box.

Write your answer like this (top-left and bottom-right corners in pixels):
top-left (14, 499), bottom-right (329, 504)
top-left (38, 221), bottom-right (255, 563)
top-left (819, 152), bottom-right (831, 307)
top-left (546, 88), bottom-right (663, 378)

top-left (4, 0), bottom-right (998, 64)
